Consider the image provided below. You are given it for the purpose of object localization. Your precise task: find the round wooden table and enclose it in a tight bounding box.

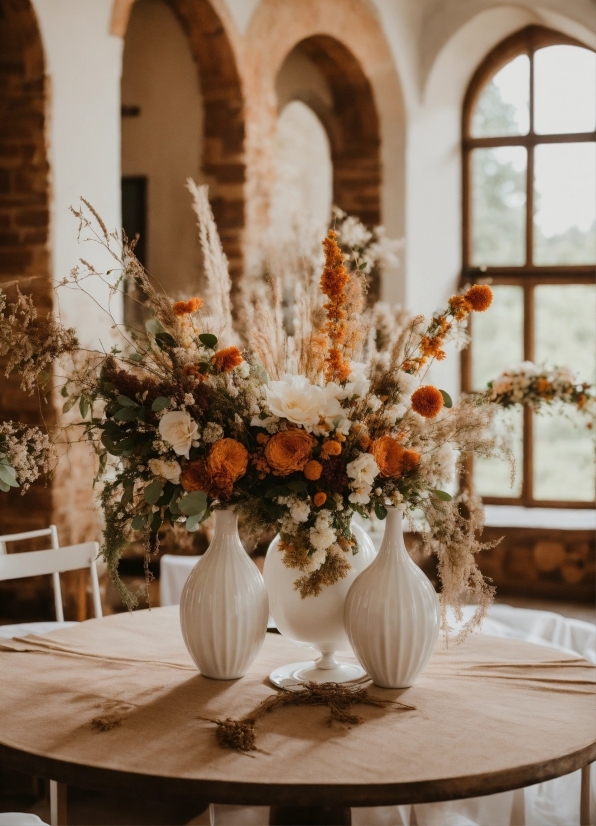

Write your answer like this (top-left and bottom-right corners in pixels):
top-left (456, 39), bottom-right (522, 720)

top-left (0, 606), bottom-right (594, 825)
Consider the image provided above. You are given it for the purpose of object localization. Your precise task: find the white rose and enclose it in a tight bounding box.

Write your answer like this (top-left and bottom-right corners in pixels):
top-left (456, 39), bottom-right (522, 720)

top-left (148, 458), bottom-right (181, 485)
top-left (158, 410), bottom-right (199, 459)
top-left (347, 453), bottom-right (379, 486)
top-left (348, 485), bottom-right (373, 505)
top-left (266, 375), bottom-right (327, 431)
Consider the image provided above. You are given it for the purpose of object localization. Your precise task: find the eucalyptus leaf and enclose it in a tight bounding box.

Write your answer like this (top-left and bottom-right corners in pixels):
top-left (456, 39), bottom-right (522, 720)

top-left (131, 515), bottom-right (146, 531)
top-left (79, 397), bottom-right (89, 419)
top-left (62, 397), bottom-right (76, 414)
top-left (178, 490), bottom-right (208, 516)
top-left (287, 480), bottom-right (307, 493)
top-left (432, 489), bottom-right (453, 502)
top-left (145, 318), bottom-right (164, 335)
top-left (151, 396), bottom-right (170, 412)
top-left (155, 332), bottom-right (177, 349)
top-left (60, 386), bottom-right (69, 398)
top-left (374, 502), bottom-right (388, 520)
top-left (439, 390), bottom-right (453, 409)
top-left (128, 352), bottom-right (144, 363)
top-left (0, 463), bottom-right (19, 487)
top-left (0, 479), bottom-right (9, 493)
top-left (150, 512), bottom-right (162, 534)
top-left (199, 333), bottom-right (218, 349)
top-left (116, 395), bottom-right (138, 408)
top-left (144, 479), bottom-right (163, 505)
top-left (114, 407), bottom-right (140, 422)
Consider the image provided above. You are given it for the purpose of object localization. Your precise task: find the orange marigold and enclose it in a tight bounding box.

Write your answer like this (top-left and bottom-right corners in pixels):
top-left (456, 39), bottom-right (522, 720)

top-left (411, 385), bottom-right (444, 418)
top-left (206, 438), bottom-right (248, 497)
top-left (173, 297), bottom-right (203, 316)
top-left (371, 436), bottom-right (420, 478)
top-left (465, 284), bottom-right (493, 312)
top-left (211, 346), bottom-right (243, 373)
top-left (304, 459), bottom-right (323, 481)
top-left (264, 429), bottom-right (316, 476)
top-left (313, 492), bottom-right (327, 507)
top-left (321, 440), bottom-right (342, 459)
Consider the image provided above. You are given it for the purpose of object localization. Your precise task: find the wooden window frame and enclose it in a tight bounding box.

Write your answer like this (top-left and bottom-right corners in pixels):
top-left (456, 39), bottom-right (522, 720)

top-left (461, 25), bottom-right (596, 510)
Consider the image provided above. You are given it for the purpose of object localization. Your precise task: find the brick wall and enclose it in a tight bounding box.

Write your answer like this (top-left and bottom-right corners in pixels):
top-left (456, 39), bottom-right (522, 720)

top-left (0, 0), bottom-right (54, 536)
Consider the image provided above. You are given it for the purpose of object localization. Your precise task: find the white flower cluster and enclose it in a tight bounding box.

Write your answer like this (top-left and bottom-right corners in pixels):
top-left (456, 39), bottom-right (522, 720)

top-left (307, 511), bottom-right (337, 571)
top-left (0, 422), bottom-right (54, 492)
top-left (346, 452), bottom-right (379, 504)
top-left (490, 362), bottom-right (593, 413)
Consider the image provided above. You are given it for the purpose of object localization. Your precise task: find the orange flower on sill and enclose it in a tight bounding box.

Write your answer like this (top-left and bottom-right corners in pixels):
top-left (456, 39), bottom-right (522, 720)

top-left (465, 284), bottom-right (493, 312)
top-left (411, 385), bottom-right (444, 418)
top-left (535, 378), bottom-right (554, 398)
top-left (173, 297), bottom-right (203, 316)
top-left (212, 346), bottom-right (243, 373)
top-left (313, 492), bottom-right (327, 507)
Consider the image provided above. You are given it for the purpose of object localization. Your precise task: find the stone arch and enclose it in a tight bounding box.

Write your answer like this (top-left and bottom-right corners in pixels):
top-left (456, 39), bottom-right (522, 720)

top-left (243, 0), bottom-right (405, 300)
top-left (115, 0), bottom-right (245, 280)
top-left (279, 35), bottom-right (381, 228)
top-left (0, 0), bottom-right (52, 524)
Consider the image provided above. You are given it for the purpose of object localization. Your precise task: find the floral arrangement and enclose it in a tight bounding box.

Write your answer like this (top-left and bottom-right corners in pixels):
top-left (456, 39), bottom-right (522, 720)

top-left (0, 421), bottom-right (55, 493)
top-left (488, 362), bottom-right (594, 422)
top-left (0, 184), bottom-right (502, 632)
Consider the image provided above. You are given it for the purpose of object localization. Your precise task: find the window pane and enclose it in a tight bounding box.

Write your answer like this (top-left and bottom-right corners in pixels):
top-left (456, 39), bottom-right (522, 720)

top-left (534, 143), bottom-right (596, 265)
top-left (534, 410), bottom-right (595, 502)
top-left (534, 284), bottom-right (596, 503)
top-left (535, 285), bottom-right (596, 387)
top-left (471, 55), bottom-right (530, 137)
top-left (472, 147), bottom-right (526, 266)
top-left (534, 46), bottom-right (596, 135)
top-left (472, 285), bottom-right (524, 391)
top-left (475, 407), bottom-right (523, 499)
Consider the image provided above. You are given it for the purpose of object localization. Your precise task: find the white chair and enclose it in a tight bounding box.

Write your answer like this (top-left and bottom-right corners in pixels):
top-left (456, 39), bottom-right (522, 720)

top-left (0, 526), bottom-right (102, 640)
top-left (0, 527), bottom-right (102, 826)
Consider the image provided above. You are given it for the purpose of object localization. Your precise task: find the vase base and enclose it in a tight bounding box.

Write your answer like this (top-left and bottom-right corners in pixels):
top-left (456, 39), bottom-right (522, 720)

top-left (269, 660), bottom-right (368, 689)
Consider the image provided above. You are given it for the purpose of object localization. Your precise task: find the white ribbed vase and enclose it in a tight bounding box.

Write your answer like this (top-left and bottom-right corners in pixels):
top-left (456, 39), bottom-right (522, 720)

top-left (180, 509), bottom-right (269, 680)
top-left (344, 506), bottom-right (440, 688)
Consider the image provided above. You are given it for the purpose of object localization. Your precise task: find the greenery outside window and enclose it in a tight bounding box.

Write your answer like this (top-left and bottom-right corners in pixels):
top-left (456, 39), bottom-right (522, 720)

top-left (461, 26), bottom-right (596, 508)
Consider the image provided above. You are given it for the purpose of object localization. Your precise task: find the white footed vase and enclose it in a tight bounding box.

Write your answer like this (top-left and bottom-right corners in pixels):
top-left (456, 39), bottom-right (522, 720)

top-left (263, 521), bottom-right (376, 685)
top-left (180, 509), bottom-right (269, 680)
top-left (344, 506), bottom-right (440, 689)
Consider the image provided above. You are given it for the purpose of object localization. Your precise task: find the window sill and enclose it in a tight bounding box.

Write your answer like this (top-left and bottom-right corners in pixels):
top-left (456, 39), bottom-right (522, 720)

top-left (483, 505), bottom-right (596, 531)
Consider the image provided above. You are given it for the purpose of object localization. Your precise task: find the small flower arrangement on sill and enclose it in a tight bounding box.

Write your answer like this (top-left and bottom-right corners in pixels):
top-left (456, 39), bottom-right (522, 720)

top-left (0, 183), bottom-right (503, 632)
top-left (488, 362), bottom-right (595, 423)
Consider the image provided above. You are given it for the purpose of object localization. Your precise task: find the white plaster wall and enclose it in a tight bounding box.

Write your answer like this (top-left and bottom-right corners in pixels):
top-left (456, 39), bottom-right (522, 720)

top-left (31, 0), bottom-right (123, 347)
top-left (121, 0), bottom-right (203, 297)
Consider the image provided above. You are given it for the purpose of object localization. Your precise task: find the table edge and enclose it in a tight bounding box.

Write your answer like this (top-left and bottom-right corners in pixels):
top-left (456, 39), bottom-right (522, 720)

top-left (1, 740), bottom-right (594, 807)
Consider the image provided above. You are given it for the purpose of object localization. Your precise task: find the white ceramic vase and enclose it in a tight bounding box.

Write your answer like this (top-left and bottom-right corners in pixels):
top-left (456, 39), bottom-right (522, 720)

top-left (180, 508), bottom-right (269, 680)
top-left (263, 521), bottom-right (376, 684)
top-left (344, 506), bottom-right (440, 688)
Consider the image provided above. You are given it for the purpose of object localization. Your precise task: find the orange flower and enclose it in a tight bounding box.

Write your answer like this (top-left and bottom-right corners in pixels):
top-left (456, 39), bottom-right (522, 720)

top-left (448, 294), bottom-right (471, 321)
top-left (465, 284), bottom-right (493, 312)
top-left (211, 346), bottom-right (243, 373)
top-left (180, 459), bottom-right (211, 493)
top-left (371, 436), bottom-right (420, 478)
top-left (264, 429), bottom-right (316, 476)
top-left (256, 433), bottom-right (269, 445)
top-left (411, 385), bottom-right (444, 418)
top-left (304, 460), bottom-right (323, 481)
top-left (321, 440), bottom-right (342, 459)
top-left (206, 438), bottom-right (248, 497)
top-left (313, 492), bottom-right (327, 507)
top-left (173, 297), bottom-right (203, 317)
top-left (535, 378), bottom-right (554, 398)
top-left (359, 434), bottom-right (372, 451)
top-left (183, 364), bottom-right (206, 381)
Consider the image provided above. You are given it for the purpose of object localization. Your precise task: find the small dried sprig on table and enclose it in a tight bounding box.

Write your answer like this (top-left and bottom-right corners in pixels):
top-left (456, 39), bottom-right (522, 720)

top-left (200, 681), bottom-right (415, 753)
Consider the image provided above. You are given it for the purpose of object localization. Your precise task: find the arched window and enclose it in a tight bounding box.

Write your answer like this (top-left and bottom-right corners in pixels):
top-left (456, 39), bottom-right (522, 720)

top-left (462, 26), bottom-right (595, 508)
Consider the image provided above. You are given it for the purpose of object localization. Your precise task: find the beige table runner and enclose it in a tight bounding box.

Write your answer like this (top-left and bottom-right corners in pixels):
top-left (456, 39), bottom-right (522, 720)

top-left (0, 606), bottom-right (594, 792)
